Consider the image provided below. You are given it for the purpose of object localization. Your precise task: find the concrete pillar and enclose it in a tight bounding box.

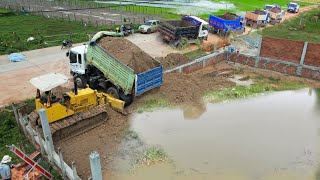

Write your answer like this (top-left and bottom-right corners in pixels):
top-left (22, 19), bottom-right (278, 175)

top-left (300, 42), bottom-right (308, 65)
top-left (38, 109), bottom-right (54, 161)
top-left (89, 151), bottom-right (102, 180)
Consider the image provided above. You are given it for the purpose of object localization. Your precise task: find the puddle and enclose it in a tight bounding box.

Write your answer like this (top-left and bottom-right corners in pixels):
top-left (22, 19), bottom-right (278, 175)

top-left (112, 89), bottom-right (320, 179)
top-left (229, 75), bottom-right (254, 86)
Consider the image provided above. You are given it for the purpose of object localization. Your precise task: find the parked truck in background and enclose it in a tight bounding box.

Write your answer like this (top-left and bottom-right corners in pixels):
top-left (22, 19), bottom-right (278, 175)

top-left (158, 16), bottom-right (208, 48)
top-left (67, 31), bottom-right (163, 105)
top-left (287, 2), bottom-right (300, 13)
top-left (208, 12), bottom-right (245, 36)
top-left (245, 10), bottom-right (270, 28)
top-left (264, 4), bottom-right (285, 25)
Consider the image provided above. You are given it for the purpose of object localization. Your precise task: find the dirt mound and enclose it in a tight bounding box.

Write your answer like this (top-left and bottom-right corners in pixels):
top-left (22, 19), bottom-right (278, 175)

top-left (98, 37), bottom-right (158, 74)
top-left (158, 53), bottom-right (192, 69)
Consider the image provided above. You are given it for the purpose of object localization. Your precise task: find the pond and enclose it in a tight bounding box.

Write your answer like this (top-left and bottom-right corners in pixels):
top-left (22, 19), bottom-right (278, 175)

top-left (112, 89), bottom-right (320, 179)
top-left (96, 0), bottom-right (235, 15)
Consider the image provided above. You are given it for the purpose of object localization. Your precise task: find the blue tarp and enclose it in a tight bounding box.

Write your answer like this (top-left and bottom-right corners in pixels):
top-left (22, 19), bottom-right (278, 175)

top-left (8, 53), bottom-right (27, 62)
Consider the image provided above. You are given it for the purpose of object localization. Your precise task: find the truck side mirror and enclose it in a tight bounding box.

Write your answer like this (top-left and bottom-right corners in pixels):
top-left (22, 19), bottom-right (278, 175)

top-left (66, 51), bottom-right (70, 57)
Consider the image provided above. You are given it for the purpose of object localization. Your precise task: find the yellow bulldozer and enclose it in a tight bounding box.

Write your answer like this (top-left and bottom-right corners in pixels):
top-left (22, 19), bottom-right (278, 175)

top-left (28, 73), bottom-right (124, 138)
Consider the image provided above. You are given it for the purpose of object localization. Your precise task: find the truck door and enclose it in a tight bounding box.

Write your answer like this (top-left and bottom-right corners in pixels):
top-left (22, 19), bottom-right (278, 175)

top-left (77, 54), bottom-right (86, 74)
top-left (199, 24), bottom-right (208, 38)
top-left (69, 51), bottom-right (86, 75)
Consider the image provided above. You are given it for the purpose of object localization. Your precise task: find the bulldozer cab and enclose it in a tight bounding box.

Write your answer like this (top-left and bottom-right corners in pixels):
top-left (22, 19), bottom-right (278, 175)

top-left (30, 73), bottom-right (76, 123)
top-left (30, 73), bottom-right (69, 107)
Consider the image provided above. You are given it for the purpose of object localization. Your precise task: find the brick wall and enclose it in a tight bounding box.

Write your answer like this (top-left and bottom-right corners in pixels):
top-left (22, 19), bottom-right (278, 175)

top-left (165, 37), bottom-right (320, 81)
top-left (304, 43), bottom-right (320, 67)
top-left (260, 37), bottom-right (304, 64)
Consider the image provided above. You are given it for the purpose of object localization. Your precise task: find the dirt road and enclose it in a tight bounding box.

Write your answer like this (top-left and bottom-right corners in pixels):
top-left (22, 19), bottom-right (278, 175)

top-left (125, 32), bottom-right (199, 58)
top-left (0, 45), bottom-right (75, 106)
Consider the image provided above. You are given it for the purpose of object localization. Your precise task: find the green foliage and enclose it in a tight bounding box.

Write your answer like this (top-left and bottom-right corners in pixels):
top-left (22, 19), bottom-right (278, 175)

top-left (184, 49), bottom-right (206, 59)
top-left (137, 146), bottom-right (167, 165)
top-left (0, 13), bottom-right (107, 55)
top-left (204, 80), bottom-right (306, 102)
top-left (137, 99), bottom-right (169, 113)
top-left (0, 108), bottom-right (37, 165)
top-left (261, 8), bottom-right (320, 43)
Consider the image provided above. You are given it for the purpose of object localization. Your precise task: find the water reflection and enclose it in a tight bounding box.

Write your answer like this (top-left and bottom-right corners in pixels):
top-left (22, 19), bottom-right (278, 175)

top-left (121, 89), bottom-right (320, 179)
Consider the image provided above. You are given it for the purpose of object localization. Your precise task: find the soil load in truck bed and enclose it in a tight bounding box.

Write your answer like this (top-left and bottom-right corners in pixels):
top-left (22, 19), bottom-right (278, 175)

top-left (97, 36), bottom-right (159, 74)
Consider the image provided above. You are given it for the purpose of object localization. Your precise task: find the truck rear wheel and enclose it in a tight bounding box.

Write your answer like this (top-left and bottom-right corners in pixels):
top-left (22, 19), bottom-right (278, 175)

top-left (107, 87), bottom-right (119, 99)
top-left (119, 91), bottom-right (133, 106)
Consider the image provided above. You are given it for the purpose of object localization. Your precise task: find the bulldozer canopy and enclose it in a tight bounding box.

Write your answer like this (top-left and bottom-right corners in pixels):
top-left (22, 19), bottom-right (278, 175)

top-left (30, 73), bottom-right (69, 91)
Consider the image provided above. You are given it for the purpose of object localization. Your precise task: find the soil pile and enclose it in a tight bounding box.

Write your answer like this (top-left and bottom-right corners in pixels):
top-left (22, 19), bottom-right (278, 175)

top-left (98, 37), bottom-right (158, 74)
top-left (158, 53), bottom-right (192, 69)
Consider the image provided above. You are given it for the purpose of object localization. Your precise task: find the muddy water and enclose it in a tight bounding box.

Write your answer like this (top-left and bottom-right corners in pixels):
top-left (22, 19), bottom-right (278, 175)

top-left (114, 89), bottom-right (320, 179)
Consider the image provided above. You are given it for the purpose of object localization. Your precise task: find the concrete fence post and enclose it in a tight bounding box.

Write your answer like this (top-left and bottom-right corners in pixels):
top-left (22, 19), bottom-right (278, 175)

top-left (89, 151), bottom-right (102, 180)
top-left (58, 147), bottom-right (67, 180)
top-left (296, 41), bottom-right (308, 76)
top-left (35, 126), bottom-right (45, 155)
top-left (17, 109), bottom-right (27, 136)
top-left (300, 42), bottom-right (308, 65)
top-left (72, 161), bottom-right (79, 180)
top-left (38, 109), bottom-right (54, 161)
top-left (11, 104), bottom-right (20, 129)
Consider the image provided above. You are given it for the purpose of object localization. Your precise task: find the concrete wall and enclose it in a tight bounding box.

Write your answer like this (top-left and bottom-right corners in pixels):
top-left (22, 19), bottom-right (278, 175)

top-left (228, 53), bottom-right (320, 81)
top-left (165, 37), bottom-right (320, 81)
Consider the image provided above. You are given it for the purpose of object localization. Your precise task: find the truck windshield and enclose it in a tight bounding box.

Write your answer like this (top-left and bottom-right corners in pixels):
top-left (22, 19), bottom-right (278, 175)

top-left (202, 25), bottom-right (208, 31)
top-left (289, 4), bottom-right (297, 8)
top-left (144, 22), bottom-right (152, 26)
top-left (69, 52), bottom-right (77, 63)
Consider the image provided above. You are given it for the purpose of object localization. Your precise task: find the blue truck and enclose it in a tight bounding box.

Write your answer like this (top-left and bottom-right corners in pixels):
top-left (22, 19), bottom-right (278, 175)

top-left (287, 2), bottom-right (300, 13)
top-left (208, 12), bottom-right (245, 36)
top-left (68, 31), bottom-right (163, 105)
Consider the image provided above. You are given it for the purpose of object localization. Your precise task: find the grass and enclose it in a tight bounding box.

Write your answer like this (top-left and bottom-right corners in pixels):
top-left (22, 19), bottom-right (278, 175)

top-left (138, 146), bottom-right (167, 165)
top-left (0, 11), bottom-right (108, 55)
top-left (261, 7), bottom-right (320, 43)
top-left (137, 99), bottom-right (170, 113)
top-left (204, 76), bottom-right (306, 102)
top-left (184, 49), bottom-right (206, 59)
top-left (0, 101), bottom-right (63, 179)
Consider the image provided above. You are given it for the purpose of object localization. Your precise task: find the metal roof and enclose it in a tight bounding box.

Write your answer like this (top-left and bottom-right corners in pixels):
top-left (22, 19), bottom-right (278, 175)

top-left (30, 73), bottom-right (69, 91)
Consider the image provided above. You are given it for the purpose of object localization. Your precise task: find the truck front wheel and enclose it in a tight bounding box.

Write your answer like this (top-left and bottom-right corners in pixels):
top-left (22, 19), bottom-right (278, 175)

top-left (75, 75), bottom-right (87, 88)
top-left (107, 87), bottom-right (120, 99)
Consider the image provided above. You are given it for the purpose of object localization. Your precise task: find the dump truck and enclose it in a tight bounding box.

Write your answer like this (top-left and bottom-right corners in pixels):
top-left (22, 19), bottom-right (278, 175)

top-left (245, 10), bottom-right (270, 28)
top-left (287, 2), bottom-right (300, 13)
top-left (264, 4), bottom-right (285, 24)
top-left (28, 73), bottom-right (125, 138)
top-left (208, 12), bottom-right (245, 36)
top-left (68, 31), bottom-right (163, 105)
top-left (158, 16), bottom-right (208, 48)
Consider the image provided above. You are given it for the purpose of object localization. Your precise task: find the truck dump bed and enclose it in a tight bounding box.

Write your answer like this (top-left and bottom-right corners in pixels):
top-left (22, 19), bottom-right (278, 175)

top-left (245, 10), bottom-right (268, 22)
top-left (86, 33), bottom-right (162, 96)
top-left (159, 20), bottom-right (199, 41)
top-left (208, 12), bottom-right (244, 33)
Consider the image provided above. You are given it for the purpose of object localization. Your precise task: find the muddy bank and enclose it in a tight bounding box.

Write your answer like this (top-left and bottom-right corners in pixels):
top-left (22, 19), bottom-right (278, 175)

top-left (55, 62), bottom-right (320, 179)
top-left (157, 53), bottom-right (192, 69)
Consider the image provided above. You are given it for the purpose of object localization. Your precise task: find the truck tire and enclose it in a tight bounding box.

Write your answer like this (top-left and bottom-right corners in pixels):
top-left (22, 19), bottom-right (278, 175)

top-left (75, 75), bottom-right (87, 88)
top-left (107, 87), bottom-right (119, 99)
top-left (119, 91), bottom-right (133, 106)
top-left (147, 28), bottom-right (151, 34)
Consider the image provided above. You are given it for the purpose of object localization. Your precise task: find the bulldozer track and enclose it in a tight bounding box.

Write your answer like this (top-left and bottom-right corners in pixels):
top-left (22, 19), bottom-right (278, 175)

top-left (28, 104), bottom-right (110, 139)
